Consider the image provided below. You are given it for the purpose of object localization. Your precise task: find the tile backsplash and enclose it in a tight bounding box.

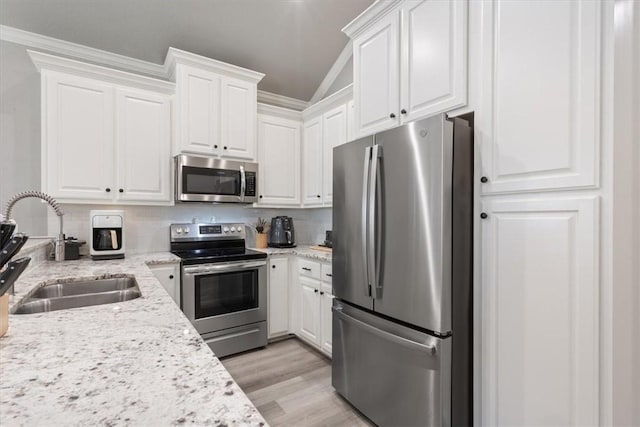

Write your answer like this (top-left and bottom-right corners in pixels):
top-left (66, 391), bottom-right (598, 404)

top-left (45, 204), bottom-right (331, 254)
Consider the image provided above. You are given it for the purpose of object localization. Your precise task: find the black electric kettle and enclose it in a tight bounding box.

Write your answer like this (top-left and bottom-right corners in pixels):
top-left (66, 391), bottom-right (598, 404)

top-left (268, 216), bottom-right (296, 248)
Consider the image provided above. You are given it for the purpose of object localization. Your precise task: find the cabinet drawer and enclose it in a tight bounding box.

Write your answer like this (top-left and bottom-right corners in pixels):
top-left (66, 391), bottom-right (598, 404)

top-left (321, 263), bottom-right (332, 283)
top-left (299, 258), bottom-right (321, 279)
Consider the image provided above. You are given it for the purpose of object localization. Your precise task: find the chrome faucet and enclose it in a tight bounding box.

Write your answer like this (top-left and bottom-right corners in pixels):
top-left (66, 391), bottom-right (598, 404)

top-left (3, 191), bottom-right (65, 262)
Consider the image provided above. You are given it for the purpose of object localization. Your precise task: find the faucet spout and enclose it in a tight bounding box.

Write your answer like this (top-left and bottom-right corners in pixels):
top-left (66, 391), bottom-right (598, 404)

top-left (3, 191), bottom-right (65, 262)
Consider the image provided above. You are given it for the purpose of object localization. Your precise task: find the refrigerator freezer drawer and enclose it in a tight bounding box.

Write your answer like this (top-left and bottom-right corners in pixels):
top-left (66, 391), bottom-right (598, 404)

top-left (332, 301), bottom-right (451, 427)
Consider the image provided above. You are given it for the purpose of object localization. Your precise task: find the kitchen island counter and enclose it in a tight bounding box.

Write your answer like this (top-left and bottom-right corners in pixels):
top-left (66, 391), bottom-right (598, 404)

top-left (0, 253), bottom-right (267, 426)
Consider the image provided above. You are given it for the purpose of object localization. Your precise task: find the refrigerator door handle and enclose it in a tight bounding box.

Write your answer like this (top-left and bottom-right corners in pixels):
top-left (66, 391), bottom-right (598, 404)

top-left (361, 146), bottom-right (372, 296)
top-left (333, 305), bottom-right (437, 355)
top-left (368, 144), bottom-right (382, 295)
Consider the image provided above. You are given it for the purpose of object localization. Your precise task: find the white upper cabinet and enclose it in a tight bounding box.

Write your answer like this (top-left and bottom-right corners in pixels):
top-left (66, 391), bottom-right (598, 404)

top-left (257, 112), bottom-right (301, 206)
top-left (43, 71), bottom-right (115, 201)
top-left (167, 49), bottom-right (264, 161)
top-left (322, 104), bottom-right (347, 205)
top-left (176, 66), bottom-right (220, 154)
top-left (220, 76), bottom-right (257, 160)
top-left (115, 88), bottom-right (172, 202)
top-left (400, 0), bottom-right (467, 123)
top-left (478, 0), bottom-right (601, 194)
top-left (33, 51), bottom-right (175, 206)
top-left (302, 117), bottom-right (324, 206)
top-left (346, 0), bottom-right (468, 138)
top-left (353, 11), bottom-right (400, 137)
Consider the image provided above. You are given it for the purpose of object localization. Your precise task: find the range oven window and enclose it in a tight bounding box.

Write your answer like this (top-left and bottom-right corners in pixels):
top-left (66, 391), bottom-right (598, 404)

top-left (183, 166), bottom-right (240, 196)
top-left (194, 270), bottom-right (258, 318)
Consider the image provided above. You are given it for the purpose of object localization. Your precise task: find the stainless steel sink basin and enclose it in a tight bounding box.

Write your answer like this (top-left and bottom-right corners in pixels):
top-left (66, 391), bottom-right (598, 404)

top-left (14, 276), bottom-right (141, 315)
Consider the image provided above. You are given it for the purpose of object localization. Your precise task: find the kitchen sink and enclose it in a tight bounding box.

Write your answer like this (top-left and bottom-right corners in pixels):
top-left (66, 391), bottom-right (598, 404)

top-left (13, 276), bottom-right (141, 314)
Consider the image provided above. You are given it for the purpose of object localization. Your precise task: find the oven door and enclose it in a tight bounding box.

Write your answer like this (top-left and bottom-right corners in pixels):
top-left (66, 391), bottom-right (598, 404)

top-left (182, 259), bottom-right (267, 334)
top-left (175, 155), bottom-right (257, 204)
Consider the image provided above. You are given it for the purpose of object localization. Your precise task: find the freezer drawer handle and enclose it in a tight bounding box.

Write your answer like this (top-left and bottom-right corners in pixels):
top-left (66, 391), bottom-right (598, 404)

top-left (333, 306), bottom-right (437, 355)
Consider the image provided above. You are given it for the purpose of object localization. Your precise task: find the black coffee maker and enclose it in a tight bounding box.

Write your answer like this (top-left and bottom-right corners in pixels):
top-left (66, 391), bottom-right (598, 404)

top-left (268, 216), bottom-right (296, 248)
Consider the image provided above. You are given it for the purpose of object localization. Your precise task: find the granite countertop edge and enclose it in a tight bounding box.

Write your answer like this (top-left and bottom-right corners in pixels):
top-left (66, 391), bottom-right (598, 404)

top-left (250, 245), bottom-right (332, 262)
top-left (0, 252), bottom-right (267, 426)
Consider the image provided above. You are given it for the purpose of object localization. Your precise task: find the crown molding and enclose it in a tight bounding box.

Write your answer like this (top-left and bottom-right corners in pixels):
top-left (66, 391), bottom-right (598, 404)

top-left (165, 47), bottom-right (264, 84)
top-left (1, 25), bottom-right (167, 79)
top-left (28, 50), bottom-right (175, 94)
top-left (342, 0), bottom-right (403, 39)
top-left (308, 40), bottom-right (353, 105)
top-left (257, 90), bottom-right (308, 111)
top-left (303, 84), bottom-right (353, 120)
top-left (257, 103), bottom-right (303, 121)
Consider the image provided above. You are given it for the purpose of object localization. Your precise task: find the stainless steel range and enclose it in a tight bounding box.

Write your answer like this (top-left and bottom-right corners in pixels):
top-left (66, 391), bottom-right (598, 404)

top-left (170, 222), bottom-right (268, 357)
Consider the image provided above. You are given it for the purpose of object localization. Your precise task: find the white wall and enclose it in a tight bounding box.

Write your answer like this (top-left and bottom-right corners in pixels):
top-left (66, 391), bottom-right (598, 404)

top-left (47, 204), bottom-right (332, 254)
top-left (0, 40), bottom-right (47, 234)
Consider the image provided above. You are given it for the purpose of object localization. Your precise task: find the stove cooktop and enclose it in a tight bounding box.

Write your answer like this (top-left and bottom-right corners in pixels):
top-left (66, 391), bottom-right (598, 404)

top-left (171, 247), bottom-right (267, 265)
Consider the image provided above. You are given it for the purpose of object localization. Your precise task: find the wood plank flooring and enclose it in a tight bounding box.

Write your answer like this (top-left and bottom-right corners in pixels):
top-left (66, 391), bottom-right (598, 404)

top-left (221, 338), bottom-right (373, 426)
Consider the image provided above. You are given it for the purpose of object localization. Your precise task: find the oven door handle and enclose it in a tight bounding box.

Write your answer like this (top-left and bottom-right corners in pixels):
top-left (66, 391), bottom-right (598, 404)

top-left (183, 260), bottom-right (266, 275)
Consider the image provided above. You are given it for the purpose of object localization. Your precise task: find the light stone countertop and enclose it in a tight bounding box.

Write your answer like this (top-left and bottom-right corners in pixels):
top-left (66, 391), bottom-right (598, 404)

top-left (0, 253), bottom-right (267, 427)
top-left (250, 245), bottom-right (332, 263)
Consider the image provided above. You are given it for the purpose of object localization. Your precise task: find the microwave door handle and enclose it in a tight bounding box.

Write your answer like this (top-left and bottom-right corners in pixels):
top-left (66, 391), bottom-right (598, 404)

top-left (361, 146), bottom-right (372, 297)
top-left (240, 165), bottom-right (246, 201)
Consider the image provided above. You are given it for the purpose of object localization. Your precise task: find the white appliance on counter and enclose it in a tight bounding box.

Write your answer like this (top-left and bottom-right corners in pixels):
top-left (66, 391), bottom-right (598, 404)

top-left (89, 210), bottom-right (125, 260)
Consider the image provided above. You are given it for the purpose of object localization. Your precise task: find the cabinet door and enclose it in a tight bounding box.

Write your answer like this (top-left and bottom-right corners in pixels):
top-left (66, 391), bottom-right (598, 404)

top-left (302, 117), bottom-right (324, 206)
top-left (322, 104), bottom-right (347, 205)
top-left (320, 290), bottom-right (334, 357)
top-left (478, 0), bottom-right (601, 194)
top-left (353, 10), bottom-right (400, 138)
top-left (43, 71), bottom-right (114, 201)
top-left (268, 257), bottom-right (290, 337)
top-left (220, 76), bottom-right (257, 160)
top-left (299, 277), bottom-right (321, 345)
top-left (257, 114), bottom-right (301, 205)
top-left (400, 0), bottom-right (467, 122)
top-left (149, 264), bottom-right (180, 307)
top-left (115, 88), bottom-right (172, 203)
top-left (481, 196), bottom-right (599, 426)
top-left (176, 65), bottom-right (220, 154)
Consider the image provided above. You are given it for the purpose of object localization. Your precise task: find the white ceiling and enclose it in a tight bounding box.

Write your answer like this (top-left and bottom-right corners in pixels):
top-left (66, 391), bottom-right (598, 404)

top-left (0, 0), bottom-right (374, 101)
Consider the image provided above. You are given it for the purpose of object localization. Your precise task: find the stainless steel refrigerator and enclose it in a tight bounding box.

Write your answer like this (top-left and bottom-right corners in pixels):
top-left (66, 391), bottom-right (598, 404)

top-left (332, 113), bottom-right (473, 427)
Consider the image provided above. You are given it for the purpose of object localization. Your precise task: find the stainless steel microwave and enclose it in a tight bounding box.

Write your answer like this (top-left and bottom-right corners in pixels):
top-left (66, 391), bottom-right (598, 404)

top-left (175, 155), bottom-right (258, 204)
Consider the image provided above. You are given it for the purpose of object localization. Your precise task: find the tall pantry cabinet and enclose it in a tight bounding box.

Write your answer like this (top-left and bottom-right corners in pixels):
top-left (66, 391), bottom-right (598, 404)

top-left (343, 0), bottom-right (613, 426)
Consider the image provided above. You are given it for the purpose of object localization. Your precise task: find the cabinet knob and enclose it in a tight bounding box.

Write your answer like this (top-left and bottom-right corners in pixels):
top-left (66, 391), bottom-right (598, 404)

top-left (480, 176), bottom-right (488, 183)
top-left (317, 195), bottom-right (321, 198)
top-left (119, 189), bottom-right (124, 193)
top-left (169, 275), bottom-right (174, 279)
top-left (320, 291), bottom-right (325, 295)
top-left (223, 146), bottom-right (228, 150)
top-left (314, 289), bottom-right (318, 293)
top-left (214, 145), bottom-right (218, 149)
top-left (259, 195), bottom-right (263, 199)
top-left (272, 265), bottom-right (276, 269)
top-left (401, 109), bottom-right (407, 115)
top-left (326, 273), bottom-right (332, 277)
top-left (105, 188), bottom-right (111, 193)
top-left (480, 212), bottom-right (488, 219)
top-left (389, 113), bottom-right (396, 119)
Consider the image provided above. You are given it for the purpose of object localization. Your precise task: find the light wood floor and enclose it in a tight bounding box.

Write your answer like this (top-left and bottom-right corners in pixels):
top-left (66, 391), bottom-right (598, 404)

top-left (221, 338), bottom-right (374, 427)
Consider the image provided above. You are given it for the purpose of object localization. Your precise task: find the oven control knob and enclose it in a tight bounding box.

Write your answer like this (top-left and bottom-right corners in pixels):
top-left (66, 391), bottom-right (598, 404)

top-left (176, 227), bottom-right (182, 234)
top-left (223, 227), bottom-right (230, 233)
top-left (230, 226), bottom-right (236, 232)
top-left (184, 227), bottom-right (190, 234)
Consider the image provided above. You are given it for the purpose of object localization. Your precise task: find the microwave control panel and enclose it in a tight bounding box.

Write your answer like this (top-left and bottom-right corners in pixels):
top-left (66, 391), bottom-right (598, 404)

top-left (245, 172), bottom-right (256, 196)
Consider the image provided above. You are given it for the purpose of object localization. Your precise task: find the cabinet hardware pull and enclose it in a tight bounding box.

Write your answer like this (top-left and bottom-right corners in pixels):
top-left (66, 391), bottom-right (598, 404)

top-left (169, 275), bottom-right (174, 279)
top-left (223, 146), bottom-right (228, 150)
top-left (320, 291), bottom-right (324, 295)
top-left (272, 265), bottom-right (276, 269)
top-left (326, 274), bottom-right (332, 277)
top-left (259, 195), bottom-right (263, 199)
top-left (302, 267), bottom-right (311, 271)
top-left (389, 113), bottom-right (396, 119)
top-left (480, 176), bottom-right (488, 183)
top-left (105, 188), bottom-right (111, 192)
top-left (317, 195), bottom-right (321, 198)
top-left (314, 289), bottom-right (318, 293)
top-left (214, 145), bottom-right (218, 149)
top-left (401, 109), bottom-right (407, 114)
top-left (119, 189), bottom-right (124, 193)
top-left (480, 212), bottom-right (488, 219)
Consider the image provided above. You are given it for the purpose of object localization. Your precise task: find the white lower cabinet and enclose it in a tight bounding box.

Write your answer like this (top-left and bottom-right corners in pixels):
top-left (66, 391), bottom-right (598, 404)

top-left (148, 264), bottom-right (180, 307)
top-left (268, 256), bottom-right (290, 338)
top-left (481, 196), bottom-right (599, 426)
top-left (295, 258), bottom-right (333, 358)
